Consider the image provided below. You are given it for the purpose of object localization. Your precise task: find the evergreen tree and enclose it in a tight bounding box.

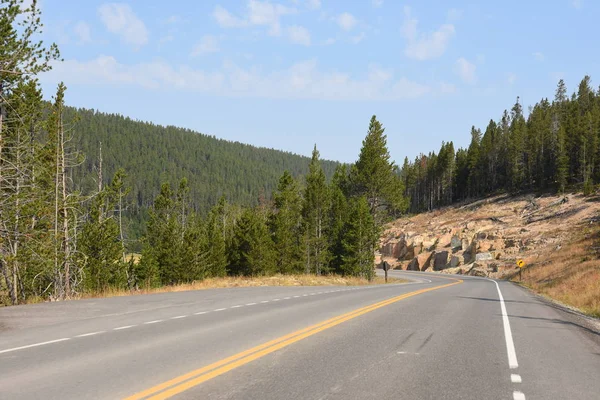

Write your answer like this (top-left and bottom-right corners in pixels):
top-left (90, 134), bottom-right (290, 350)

top-left (341, 196), bottom-right (377, 280)
top-left (302, 146), bottom-right (330, 275)
top-left (466, 126), bottom-right (482, 197)
top-left (327, 165), bottom-right (349, 274)
top-left (205, 197), bottom-right (228, 277)
top-left (0, 0), bottom-right (60, 303)
top-left (351, 115), bottom-right (407, 225)
top-left (508, 98), bottom-right (527, 192)
top-left (270, 171), bottom-right (303, 274)
top-left (229, 208), bottom-right (275, 276)
top-left (79, 189), bottom-right (124, 292)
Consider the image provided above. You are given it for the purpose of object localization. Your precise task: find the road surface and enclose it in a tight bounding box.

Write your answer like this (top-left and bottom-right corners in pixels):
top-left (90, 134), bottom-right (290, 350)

top-left (1, 270), bottom-right (599, 399)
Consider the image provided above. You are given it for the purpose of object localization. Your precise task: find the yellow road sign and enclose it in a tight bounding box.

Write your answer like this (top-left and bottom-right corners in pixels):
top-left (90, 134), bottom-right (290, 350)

top-left (517, 259), bottom-right (525, 268)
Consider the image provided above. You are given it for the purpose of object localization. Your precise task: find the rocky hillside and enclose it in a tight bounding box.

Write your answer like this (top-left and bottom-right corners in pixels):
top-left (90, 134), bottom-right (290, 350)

top-left (377, 193), bottom-right (600, 281)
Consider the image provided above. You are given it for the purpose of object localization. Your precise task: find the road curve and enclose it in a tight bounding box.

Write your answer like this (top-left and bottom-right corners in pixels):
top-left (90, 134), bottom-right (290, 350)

top-left (0, 271), bottom-right (598, 399)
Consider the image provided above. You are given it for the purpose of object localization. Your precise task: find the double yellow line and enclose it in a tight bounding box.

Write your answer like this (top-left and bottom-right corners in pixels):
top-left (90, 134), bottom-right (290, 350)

top-left (125, 278), bottom-right (462, 400)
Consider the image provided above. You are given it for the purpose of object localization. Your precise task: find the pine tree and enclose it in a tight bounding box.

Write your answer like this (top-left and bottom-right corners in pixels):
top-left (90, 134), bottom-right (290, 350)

top-left (351, 115), bottom-right (407, 225)
top-left (79, 191), bottom-right (124, 292)
top-left (0, 0), bottom-right (60, 304)
top-left (205, 197), bottom-right (228, 277)
top-left (328, 165), bottom-right (349, 274)
top-left (466, 126), bottom-right (482, 197)
top-left (229, 208), bottom-right (275, 276)
top-left (341, 196), bottom-right (377, 280)
top-left (508, 98), bottom-right (526, 192)
top-left (556, 125), bottom-right (568, 193)
top-left (142, 182), bottom-right (179, 285)
top-left (270, 171), bottom-right (303, 274)
top-left (302, 146), bottom-right (329, 275)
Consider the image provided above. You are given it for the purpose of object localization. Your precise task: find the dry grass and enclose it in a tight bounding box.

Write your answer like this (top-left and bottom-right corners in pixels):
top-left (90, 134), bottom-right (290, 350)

top-left (124, 253), bottom-right (141, 264)
top-left (73, 274), bottom-right (406, 301)
top-left (516, 226), bottom-right (600, 317)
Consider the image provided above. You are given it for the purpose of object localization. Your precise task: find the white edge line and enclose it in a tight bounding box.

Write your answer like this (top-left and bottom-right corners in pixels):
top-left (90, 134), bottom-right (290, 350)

top-left (513, 391), bottom-right (526, 400)
top-left (75, 331), bottom-right (105, 338)
top-left (113, 325), bottom-right (135, 330)
top-left (0, 338), bottom-right (70, 354)
top-left (487, 278), bottom-right (519, 369)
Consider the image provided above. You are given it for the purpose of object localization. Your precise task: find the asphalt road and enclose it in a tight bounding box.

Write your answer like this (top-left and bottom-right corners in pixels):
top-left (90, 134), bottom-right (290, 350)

top-left (1, 271), bottom-right (599, 400)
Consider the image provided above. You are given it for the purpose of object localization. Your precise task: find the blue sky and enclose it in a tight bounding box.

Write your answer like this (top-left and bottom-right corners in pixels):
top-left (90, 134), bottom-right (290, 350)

top-left (37, 0), bottom-right (599, 163)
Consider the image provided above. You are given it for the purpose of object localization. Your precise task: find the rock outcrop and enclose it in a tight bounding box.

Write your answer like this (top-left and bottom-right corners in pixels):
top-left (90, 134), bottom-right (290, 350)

top-left (378, 193), bottom-right (598, 279)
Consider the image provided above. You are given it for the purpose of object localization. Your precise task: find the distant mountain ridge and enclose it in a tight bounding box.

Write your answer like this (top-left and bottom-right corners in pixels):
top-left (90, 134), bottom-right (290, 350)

top-left (68, 106), bottom-right (340, 240)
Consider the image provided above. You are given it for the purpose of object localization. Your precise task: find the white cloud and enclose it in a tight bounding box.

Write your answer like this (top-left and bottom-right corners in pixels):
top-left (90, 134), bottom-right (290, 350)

top-left (454, 57), bottom-right (476, 84)
top-left (336, 12), bottom-right (357, 31)
top-left (372, 0), bottom-right (384, 7)
top-left (191, 35), bottom-right (220, 56)
top-left (98, 3), bottom-right (148, 47)
top-left (213, 1), bottom-right (296, 36)
top-left (533, 51), bottom-right (545, 61)
top-left (306, 0), bottom-right (321, 10)
top-left (507, 73), bottom-right (517, 85)
top-left (322, 37), bottom-right (336, 45)
top-left (212, 5), bottom-right (247, 28)
top-left (440, 82), bottom-right (456, 94)
top-left (73, 21), bottom-right (91, 44)
top-left (158, 35), bottom-right (174, 47)
top-left (571, 0), bottom-right (582, 9)
top-left (351, 32), bottom-right (365, 44)
top-left (401, 6), bottom-right (455, 61)
top-left (43, 56), bottom-right (443, 101)
top-left (287, 25), bottom-right (311, 46)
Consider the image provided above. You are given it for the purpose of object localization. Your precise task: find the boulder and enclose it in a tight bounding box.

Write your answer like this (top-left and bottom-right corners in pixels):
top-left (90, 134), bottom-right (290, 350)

top-left (462, 238), bottom-right (470, 251)
top-left (441, 266), bottom-right (463, 275)
top-left (413, 242), bottom-right (424, 255)
top-left (380, 241), bottom-right (395, 257)
top-left (406, 257), bottom-right (420, 271)
top-left (433, 251), bottom-right (449, 270)
top-left (412, 235), bottom-right (424, 246)
top-left (393, 238), bottom-right (408, 259)
top-left (451, 235), bottom-right (462, 250)
top-left (423, 240), bottom-right (436, 251)
top-left (418, 252), bottom-right (434, 271)
top-left (476, 252), bottom-right (494, 261)
top-left (449, 255), bottom-right (461, 268)
top-left (469, 267), bottom-right (488, 277)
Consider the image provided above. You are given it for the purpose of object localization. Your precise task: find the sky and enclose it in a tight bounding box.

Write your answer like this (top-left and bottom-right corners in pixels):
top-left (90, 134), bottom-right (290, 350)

top-left (35, 0), bottom-right (600, 163)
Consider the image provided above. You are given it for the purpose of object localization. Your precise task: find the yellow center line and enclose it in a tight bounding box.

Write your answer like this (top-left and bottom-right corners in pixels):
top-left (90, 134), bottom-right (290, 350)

top-left (124, 278), bottom-right (462, 400)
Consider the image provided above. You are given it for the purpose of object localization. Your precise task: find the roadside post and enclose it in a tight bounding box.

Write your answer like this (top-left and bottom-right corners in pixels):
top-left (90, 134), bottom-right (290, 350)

top-left (382, 261), bottom-right (389, 283)
top-left (516, 259), bottom-right (525, 280)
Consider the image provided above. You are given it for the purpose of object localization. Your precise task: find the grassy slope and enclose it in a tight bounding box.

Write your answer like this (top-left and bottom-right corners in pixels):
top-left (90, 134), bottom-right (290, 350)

top-left (516, 220), bottom-right (600, 317)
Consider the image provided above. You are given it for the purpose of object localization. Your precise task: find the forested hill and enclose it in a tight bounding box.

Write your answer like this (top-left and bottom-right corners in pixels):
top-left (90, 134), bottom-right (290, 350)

top-left (67, 107), bottom-right (340, 235)
top-left (400, 76), bottom-right (600, 213)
